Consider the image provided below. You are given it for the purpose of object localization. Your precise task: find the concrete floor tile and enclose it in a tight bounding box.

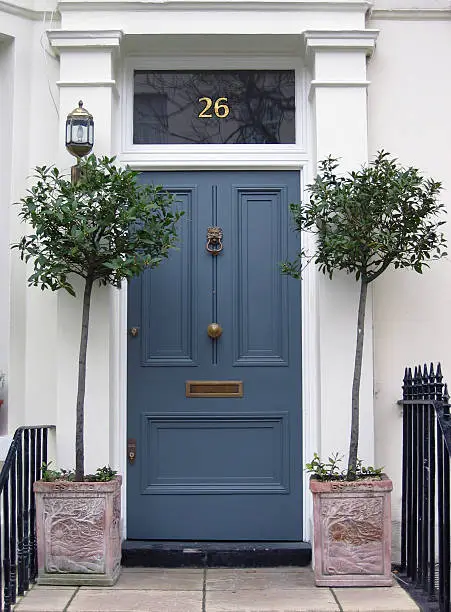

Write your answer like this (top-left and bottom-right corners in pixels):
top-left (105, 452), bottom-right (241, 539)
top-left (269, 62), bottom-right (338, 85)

top-left (333, 585), bottom-right (420, 611)
top-left (82, 568), bottom-right (203, 590)
top-left (206, 587), bottom-right (339, 611)
top-left (14, 587), bottom-right (76, 611)
top-left (207, 568), bottom-right (315, 590)
top-left (67, 589), bottom-right (203, 612)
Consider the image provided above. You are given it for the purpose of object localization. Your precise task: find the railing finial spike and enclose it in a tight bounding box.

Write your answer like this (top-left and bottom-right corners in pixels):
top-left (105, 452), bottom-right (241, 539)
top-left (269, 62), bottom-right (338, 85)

top-left (437, 362), bottom-right (443, 381)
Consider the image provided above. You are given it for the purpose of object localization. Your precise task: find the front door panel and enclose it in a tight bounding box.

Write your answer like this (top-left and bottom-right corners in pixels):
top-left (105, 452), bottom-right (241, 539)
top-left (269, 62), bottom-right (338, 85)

top-left (127, 171), bottom-right (302, 540)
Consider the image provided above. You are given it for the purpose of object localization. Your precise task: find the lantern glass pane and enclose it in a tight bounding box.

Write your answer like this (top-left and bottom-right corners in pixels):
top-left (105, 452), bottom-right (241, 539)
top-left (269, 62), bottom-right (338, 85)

top-left (71, 121), bottom-right (88, 145)
top-left (66, 122), bottom-right (72, 144)
top-left (88, 122), bottom-right (94, 145)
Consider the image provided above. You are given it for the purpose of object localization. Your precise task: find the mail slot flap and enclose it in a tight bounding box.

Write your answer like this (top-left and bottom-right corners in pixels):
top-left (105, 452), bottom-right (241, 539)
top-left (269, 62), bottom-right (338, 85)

top-left (186, 381), bottom-right (243, 398)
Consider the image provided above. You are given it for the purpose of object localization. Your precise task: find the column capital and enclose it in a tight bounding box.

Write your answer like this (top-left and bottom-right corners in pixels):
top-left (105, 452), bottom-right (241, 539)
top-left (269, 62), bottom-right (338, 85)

top-left (47, 29), bottom-right (123, 54)
top-left (303, 29), bottom-right (379, 57)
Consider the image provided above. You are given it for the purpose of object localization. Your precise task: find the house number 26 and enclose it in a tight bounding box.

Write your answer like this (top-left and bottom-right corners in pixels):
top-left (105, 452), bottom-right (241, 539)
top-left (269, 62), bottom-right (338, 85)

top-left (198, 97), bottom-right (230, 118)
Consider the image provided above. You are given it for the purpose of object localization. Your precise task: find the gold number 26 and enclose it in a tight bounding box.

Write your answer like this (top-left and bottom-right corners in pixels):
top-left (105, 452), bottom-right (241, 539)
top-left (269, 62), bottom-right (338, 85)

top-left (198, 97), bottom-right (230, 118)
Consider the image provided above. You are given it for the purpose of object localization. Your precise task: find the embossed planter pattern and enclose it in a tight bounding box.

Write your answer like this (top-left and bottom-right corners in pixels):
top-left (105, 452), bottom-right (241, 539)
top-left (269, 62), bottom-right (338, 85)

top-left (34, 476), bottom-right (122, 586)
top-left (310, 475), bottom-right (393, 587)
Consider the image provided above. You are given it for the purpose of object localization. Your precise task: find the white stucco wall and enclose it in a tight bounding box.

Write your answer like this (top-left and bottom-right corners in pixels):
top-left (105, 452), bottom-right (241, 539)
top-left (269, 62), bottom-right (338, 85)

top-left (373, 0), bottom-right (448, 7)
top-left (368, 10), bottom-right (451, 559)
top-left (0, 6), bottom-right (60, 438)
top-left (2, 0), bottom-right (451, 545)
top-left (0, 34), bottom-right (14, 432)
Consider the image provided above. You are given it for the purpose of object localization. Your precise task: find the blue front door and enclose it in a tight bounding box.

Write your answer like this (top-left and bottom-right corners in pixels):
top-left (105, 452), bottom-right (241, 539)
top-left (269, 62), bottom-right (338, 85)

top-left (127, 171), bottom-right (302, 540)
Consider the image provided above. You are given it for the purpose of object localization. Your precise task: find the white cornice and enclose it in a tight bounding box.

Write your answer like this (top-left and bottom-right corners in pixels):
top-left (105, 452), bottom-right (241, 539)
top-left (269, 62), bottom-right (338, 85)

top-left (309, 79), bottom-right (370, 100)
top-left (304, 29), bottom-right (378, 55)
top-left (370, 9), bottom-right (451, 21)
top-left (57, 0), bottom-right (372, 12)
top-left (0, 0), bottom-right (52, 20)
top-left (311, 79), bottom-right (370, 86)
top-left (57, 79), bottom-right (116, 86)
top-left (48, 29), bottom-right (123, 52)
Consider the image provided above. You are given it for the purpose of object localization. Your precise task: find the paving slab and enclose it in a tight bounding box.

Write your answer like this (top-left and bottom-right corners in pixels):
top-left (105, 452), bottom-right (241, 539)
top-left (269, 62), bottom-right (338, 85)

top-left (82, 567), bottom-right (204, 590)
top-left (14, 587), bottom-right (76, 611)
top-left (207, 567), bottom-right (316, 590)
top-left (205, 587), bottom-right (339, 611)
top-left (332, 585), bottom-right (420, 611)
top-left (67, 588), bottom-right (203, 611)
top-left (12, 567), bottom-right (422, 612)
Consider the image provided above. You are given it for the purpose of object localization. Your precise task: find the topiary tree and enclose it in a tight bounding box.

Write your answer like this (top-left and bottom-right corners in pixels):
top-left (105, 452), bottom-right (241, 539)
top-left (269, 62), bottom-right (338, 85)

top-left (14, 155), bottom-right (183, 481)
top-left (282, 150), bottom-right (447, 480)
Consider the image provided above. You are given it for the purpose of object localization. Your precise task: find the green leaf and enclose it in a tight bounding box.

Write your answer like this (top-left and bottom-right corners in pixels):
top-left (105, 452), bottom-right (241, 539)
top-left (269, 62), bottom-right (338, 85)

top-left (13, 155), bottom-right (184, 294)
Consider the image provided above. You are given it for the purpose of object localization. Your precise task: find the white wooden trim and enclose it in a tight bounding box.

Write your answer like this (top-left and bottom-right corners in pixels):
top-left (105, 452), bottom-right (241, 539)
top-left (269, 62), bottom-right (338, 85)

top-left (370, 9), bottom-right (451, 21)
top-left (310, 80), bottom-right (370, 87)
top-left (48, 29), bottom-right (123, 51)
top-left (300, 77), bottom-right (317, 542)
top-left (116, 283), bottom-right (128, 539)
top-left (58, 0), bottom-right (372, 13)
top-left (118, 151), bottom-right (309, 171)
top-left (303, 29), bottom-right (379, 55)
top-left (308, 80), bottom-right (370, 101)
top-left (122, 55), bottom-right (307, 160)
top-left (57, 80), bottom-right (117, 87)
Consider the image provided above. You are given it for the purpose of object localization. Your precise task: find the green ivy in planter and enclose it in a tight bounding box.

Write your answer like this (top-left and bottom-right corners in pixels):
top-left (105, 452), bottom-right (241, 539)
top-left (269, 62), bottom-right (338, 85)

top-left (305, 453), bottom-right (383, 481)
top-left (41, 462), bottom-right (117, 482)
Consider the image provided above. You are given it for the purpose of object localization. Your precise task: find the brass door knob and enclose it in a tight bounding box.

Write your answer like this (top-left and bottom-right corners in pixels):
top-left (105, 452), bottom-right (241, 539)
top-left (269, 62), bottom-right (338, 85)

top-left (207, 323), bottom-right (223, 338)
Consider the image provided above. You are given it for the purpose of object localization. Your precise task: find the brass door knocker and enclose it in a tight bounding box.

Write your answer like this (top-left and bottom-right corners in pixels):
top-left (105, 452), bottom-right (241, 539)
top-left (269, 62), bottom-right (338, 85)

top-left (206, 226), bottom-right (223, 255)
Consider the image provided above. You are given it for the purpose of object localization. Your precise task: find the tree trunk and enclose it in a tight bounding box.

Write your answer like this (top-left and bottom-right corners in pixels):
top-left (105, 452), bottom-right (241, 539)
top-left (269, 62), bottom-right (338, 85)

top-left (347, 278), bottom-right (368, 480)
top-left (75, 276), bottom-right (94, 481)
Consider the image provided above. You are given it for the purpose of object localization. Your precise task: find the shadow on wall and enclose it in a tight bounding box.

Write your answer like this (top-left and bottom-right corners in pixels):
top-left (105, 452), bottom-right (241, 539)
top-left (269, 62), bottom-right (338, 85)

top-left (392, 519), bottom-right (401, 565)
top-left (0, 372), bottom-right (7, 436)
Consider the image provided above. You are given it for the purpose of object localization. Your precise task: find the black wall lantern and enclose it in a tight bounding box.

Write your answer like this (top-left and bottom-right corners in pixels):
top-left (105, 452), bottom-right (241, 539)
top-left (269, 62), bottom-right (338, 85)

top-left (65, 100), bottom-right (94, 183)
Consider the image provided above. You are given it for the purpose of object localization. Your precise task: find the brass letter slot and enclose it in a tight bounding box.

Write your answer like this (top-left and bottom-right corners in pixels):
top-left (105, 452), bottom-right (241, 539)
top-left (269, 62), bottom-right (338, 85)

top-left (186, 381), bottom-right (243, 398)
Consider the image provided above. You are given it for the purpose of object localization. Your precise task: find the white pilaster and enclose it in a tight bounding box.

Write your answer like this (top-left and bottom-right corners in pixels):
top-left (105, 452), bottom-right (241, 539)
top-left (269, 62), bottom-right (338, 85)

top-left (48, 30), bottom-right (123, 473)
top-left (304, 29), bottom-right (378, 468)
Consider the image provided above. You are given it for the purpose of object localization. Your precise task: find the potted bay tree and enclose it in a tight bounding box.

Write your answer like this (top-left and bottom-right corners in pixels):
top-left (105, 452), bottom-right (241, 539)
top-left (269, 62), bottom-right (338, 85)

top-left (283, 151), bottom-right (447, 586)
top-left (14, 155), bottom-right (182, 585)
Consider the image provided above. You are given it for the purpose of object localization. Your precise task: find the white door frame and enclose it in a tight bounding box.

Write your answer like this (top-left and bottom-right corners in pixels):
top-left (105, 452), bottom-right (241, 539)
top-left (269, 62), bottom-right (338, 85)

top-left (115, 52), bottom-right (319, 541)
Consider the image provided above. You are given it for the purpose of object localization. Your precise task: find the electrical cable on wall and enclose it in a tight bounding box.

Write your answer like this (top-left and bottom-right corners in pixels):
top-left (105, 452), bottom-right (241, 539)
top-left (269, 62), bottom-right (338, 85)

top-left (40, 10), bottom-right (59, 118)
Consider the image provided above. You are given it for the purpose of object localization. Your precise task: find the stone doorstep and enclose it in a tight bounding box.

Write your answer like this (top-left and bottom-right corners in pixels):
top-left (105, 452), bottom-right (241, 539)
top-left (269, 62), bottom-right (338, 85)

top-left (122, 540), bottom-right (312, 567)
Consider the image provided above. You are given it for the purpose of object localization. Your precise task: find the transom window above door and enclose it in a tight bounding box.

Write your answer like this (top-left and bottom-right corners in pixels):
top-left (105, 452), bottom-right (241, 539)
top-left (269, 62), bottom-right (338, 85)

top-left (133, 70), bottom-right (295, 145)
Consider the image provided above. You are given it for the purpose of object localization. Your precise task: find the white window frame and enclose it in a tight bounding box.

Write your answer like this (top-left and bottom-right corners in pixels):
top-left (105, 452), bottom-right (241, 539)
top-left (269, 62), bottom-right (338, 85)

top-left (120, 54), bottom-right (309, 169)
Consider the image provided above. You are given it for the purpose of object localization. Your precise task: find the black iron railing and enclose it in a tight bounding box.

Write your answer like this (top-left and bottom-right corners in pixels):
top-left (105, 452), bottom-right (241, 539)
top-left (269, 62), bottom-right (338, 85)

top-left (0, 426), bottom-right (55, 612)
top-left (399, 364), bottom-right (450, 612)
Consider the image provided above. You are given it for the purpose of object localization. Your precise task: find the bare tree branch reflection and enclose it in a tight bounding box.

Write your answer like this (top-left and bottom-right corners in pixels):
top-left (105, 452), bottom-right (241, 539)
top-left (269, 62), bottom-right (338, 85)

top-left (133, 71), bottom-right (295, 145)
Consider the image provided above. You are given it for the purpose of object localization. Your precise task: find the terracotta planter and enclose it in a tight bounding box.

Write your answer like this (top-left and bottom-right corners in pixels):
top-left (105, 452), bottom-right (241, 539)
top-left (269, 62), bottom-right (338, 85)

top-left (34, 476), bottom-right (122, 586)
top-left (310, 475), bottom-right (393, 587)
